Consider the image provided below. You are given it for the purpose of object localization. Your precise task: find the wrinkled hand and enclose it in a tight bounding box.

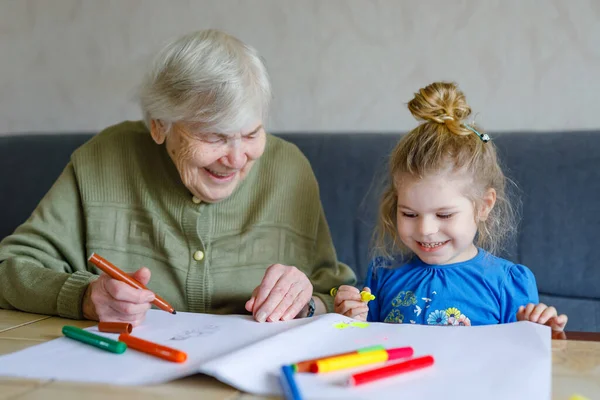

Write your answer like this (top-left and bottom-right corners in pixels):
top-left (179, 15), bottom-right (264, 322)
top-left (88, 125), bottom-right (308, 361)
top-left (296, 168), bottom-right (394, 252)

top-left (82, 267), bottom-right (155, 327)
top-left (245, 264), bottom-right (313, 322)
top-left (334, 285), bottom-right (370, 321)
top-left (517, 303), bottom-right (568, 332)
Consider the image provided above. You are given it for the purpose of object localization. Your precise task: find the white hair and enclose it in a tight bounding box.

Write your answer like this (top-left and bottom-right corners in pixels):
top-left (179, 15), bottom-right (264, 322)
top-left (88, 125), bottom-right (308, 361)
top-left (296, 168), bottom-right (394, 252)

top-left (139, 29), bottom-right (272, 134)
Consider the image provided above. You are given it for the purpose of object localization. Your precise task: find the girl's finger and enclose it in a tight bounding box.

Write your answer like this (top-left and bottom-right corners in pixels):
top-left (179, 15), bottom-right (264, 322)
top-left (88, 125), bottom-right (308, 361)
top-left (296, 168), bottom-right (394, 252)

top-left (528, 303), bottom-right (548, 323)
top-left (537, 306), bottom-right (557, 325)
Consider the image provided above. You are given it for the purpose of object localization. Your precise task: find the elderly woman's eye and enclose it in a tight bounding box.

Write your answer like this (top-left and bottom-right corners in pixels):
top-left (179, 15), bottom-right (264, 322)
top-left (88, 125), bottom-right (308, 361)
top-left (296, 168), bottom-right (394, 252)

top-left (200, 134), bottom-right (226, 143)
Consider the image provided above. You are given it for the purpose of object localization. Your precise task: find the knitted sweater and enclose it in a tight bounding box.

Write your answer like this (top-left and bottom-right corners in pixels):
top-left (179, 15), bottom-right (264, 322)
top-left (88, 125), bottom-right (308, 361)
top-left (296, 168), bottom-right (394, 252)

top-left (0, 121), bottom-right (356, 319)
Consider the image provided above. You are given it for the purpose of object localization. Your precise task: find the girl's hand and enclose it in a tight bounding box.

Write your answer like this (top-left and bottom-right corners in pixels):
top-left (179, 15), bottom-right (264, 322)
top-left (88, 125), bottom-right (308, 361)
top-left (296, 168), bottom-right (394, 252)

top-left (334, 286), bottom-right (370, 321)
top-left (517, 303), bottom-right (568, 332)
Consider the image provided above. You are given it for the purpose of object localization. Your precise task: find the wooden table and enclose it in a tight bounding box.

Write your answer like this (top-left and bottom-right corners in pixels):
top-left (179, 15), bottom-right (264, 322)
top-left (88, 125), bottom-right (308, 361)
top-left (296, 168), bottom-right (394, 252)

top-left (0, 310), bottom-right (598, 400)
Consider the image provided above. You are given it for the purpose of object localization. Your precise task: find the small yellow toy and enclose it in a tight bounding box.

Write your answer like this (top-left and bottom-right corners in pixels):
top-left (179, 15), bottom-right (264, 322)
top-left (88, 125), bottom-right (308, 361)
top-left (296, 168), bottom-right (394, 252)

top-left (360, 291), bottom-right (376, 303)
top-left (329, 287), bottom-right (376, 303)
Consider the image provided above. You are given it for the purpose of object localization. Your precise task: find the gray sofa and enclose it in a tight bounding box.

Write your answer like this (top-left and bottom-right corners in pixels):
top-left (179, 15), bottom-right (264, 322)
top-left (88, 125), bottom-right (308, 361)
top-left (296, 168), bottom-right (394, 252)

top-left (1, 131), bottom-right (599, 331)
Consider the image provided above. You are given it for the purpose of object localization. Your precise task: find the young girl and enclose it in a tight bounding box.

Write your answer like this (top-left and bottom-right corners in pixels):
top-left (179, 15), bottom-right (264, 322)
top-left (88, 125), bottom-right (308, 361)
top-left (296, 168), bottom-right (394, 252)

top-left (334, 82), bottom-right (568, 331)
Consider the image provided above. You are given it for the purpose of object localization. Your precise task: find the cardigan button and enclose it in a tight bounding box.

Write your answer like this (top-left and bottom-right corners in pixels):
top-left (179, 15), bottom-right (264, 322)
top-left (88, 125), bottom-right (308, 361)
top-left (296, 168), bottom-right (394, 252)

top-left (193, 250), bottom-right (205, 261)
top-left (192, 196), bottom-right (202, 204)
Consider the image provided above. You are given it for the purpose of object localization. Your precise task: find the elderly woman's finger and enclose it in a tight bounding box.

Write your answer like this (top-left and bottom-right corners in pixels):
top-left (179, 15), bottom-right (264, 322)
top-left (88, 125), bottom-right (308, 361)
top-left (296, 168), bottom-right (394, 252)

top-left (105, 306), bottom-right (147, 323)
top-left (266, 283), bottom-right (304, 322)
top-left (255, 266), bottom-right (309, 322)
top-left (255, 277), bottom-right (297, 322)
top-left (104, 279), bottom-right (155, 304)
top-left (245, 287), bottom-right (259, 313)
top-left (252, 264), bottom-right (287, 317)
top-left (130, 267), bottom-right (152, 286)
top-left (109, 299), bottom-right (153, 316)
top-left (245, 297), bottom-right (255, 313)
top-left (280, 288), bottom-right (313, 321)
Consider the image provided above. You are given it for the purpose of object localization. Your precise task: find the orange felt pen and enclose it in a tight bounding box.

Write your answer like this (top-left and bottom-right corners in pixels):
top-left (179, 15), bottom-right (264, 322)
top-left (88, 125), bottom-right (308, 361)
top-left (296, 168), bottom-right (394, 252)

top-left (98, 321), bottom-right (133, 334)
top-left (118, 334), bottom-right (187, 363)
top-left (88, 253), bottom-right (176, 314)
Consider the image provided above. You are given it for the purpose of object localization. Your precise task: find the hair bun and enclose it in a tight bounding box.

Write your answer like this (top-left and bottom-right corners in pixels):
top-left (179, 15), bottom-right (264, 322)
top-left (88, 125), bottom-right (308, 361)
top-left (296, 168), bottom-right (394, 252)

top-left (408, 82), bottom-right (472, 135)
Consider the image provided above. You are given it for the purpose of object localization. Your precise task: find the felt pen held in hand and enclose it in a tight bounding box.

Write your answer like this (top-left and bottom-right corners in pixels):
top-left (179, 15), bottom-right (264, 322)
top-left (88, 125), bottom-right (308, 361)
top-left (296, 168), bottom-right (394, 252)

top-left (88, 253), bottom-right (177, 314)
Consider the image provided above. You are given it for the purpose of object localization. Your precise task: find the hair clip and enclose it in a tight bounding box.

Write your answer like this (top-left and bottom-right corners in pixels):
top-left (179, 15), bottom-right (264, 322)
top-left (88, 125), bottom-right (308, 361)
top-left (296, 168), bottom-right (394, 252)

top-left (463, 124), bottom-right (490, 143)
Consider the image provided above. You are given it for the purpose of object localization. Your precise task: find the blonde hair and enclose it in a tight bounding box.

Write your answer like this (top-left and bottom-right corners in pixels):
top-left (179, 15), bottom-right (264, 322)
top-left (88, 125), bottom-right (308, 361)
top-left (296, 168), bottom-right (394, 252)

top-left (374, 82), bottom-right (517, 260)
top-left (139, 29), bottom-right (272, 134)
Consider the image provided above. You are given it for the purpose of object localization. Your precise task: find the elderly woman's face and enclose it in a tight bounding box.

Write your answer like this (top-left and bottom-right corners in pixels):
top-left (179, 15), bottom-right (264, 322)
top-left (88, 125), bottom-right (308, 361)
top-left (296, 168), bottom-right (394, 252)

top-left (151, 120), bottom-right (267, 203)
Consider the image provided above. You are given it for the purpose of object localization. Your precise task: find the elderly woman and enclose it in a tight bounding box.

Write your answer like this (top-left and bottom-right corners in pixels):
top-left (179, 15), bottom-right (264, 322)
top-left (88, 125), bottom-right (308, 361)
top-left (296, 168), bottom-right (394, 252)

top-left (0, 29), bottom-right (355, 325)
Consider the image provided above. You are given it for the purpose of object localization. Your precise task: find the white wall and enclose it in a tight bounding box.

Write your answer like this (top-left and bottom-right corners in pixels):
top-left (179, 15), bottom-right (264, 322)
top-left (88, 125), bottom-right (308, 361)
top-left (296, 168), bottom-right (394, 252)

top-left (1, 0), bottom-right (599, 134)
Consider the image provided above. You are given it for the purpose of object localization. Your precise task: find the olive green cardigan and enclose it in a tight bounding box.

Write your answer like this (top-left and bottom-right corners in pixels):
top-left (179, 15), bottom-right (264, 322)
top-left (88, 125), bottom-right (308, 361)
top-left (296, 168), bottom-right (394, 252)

top-left (0, 121), bottom-right (356, 319)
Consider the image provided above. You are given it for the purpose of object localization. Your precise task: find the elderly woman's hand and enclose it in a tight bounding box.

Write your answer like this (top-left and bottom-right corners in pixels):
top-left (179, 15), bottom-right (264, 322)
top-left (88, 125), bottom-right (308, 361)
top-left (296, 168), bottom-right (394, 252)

top-left (245, 264), bottom-right (313, 322)
top-left (82, 267), bottom-right (155, 327)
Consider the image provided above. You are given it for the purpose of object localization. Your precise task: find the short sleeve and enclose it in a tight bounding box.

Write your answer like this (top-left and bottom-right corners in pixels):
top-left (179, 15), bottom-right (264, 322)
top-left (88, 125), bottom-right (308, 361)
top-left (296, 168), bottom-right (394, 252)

top-left (500, 264), bottom-right (539, 323)
top-left (365, 258), bottom-right (382, 322)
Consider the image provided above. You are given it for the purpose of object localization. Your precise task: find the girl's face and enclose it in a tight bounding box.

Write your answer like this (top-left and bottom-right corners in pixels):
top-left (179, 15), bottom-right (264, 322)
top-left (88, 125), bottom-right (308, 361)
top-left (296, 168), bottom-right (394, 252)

top-left (395, 171), bottom-right (495, 265)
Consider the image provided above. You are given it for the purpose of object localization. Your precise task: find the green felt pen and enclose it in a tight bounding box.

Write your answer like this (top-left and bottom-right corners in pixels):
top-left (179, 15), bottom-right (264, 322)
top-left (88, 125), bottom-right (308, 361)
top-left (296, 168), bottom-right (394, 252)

top-left (62, 325), bottom-right (127, 354)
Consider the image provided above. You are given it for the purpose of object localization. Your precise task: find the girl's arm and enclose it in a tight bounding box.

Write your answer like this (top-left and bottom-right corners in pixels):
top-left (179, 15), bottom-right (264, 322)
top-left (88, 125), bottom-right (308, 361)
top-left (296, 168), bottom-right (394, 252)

top-left (501, 264), bottom-right (568, 331)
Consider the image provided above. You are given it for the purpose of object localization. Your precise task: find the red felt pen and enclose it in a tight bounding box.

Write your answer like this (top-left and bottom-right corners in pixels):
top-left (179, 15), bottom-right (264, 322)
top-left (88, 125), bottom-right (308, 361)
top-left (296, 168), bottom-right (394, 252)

top-left (348, 355), bottom-right (434, 386)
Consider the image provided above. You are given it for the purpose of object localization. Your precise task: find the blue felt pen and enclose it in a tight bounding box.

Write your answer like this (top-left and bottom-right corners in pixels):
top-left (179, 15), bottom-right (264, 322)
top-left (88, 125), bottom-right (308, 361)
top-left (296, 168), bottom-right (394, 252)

top-left (280, 365), bottom-right (303, 400)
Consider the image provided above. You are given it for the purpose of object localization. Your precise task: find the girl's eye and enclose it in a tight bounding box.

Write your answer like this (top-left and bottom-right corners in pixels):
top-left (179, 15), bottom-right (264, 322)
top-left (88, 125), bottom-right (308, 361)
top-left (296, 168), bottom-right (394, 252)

top-left (437, 214), bottom-right (454, 219)
top-left (401, 212), bottom-right (417, 218)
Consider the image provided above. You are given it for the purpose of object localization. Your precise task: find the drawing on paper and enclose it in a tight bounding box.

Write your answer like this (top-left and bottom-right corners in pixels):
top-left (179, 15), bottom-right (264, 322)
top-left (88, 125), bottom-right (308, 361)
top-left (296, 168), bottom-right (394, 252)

top-left (169, 325), bottom-right (220, 341)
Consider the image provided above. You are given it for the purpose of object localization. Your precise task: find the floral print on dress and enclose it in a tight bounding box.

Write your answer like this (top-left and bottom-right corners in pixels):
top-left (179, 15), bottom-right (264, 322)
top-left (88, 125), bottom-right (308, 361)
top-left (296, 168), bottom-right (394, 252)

top-left (427, 308), bottom-right (471, 326)
top-left (386, 288), bottom-right (471, 326)
top-left (427, 310), bottom-right (448, 325)
top-left (384, 309), bottom-right (404, 323)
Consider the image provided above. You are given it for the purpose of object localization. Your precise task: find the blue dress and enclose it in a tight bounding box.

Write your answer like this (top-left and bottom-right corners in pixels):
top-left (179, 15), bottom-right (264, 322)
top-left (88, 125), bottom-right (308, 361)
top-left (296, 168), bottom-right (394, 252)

top-left (365, 249), bottom-right (539, 325)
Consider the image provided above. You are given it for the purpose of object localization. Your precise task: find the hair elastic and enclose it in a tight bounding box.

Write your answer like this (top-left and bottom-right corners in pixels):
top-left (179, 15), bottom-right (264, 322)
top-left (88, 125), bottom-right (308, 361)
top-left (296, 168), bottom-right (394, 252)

top-left (463, 124), bottom-right (490, 143)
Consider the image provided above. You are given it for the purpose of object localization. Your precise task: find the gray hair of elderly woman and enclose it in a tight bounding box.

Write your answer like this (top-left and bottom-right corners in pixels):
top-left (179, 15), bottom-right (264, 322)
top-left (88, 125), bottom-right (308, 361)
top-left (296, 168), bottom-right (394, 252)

top-left (139, 29), bottom-right (272, 134)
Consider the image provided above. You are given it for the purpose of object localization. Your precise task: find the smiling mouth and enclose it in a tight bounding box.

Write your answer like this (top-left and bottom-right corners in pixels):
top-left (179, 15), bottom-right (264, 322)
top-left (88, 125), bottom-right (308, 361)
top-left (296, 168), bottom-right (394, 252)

top-left (417, 240), bottom-right (450, 251)
top-left (204, 167), bottom-right (237, 180)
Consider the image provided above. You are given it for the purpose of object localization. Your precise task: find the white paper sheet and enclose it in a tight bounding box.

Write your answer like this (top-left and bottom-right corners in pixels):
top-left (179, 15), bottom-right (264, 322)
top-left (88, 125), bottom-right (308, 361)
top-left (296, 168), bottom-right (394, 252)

top-left (0, 310), bottom-right (310, 385)
top-left (0, 310), bottom-right (551, 399)
top-left (201, 313), bottom-right (551, 400)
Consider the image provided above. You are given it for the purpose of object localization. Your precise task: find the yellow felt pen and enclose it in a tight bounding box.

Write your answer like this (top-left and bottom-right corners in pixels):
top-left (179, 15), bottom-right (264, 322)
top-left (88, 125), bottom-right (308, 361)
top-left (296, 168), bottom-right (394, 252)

top-left (310, 347), bottom-right (413, 373)
top-left (329, 287), bottom-right (375, 303)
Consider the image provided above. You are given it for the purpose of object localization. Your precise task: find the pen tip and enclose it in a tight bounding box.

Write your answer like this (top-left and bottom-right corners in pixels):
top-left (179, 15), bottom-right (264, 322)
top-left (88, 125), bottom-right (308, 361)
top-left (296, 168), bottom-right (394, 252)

top-left (172, 310), bottom-right (177, 315)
